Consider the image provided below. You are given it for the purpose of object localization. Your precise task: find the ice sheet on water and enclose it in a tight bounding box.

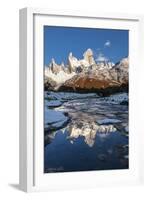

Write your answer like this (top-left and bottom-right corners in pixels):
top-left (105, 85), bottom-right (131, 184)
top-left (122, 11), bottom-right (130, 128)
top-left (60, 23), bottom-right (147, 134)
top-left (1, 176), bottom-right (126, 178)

top-left (101, 93), bottom-right (128, 104)
top-left (45, 100), bottom-right (62, 107)
top-left (45, 108), bottom-right (69, 130)
top-left (45, 91), bottom-right (98, 101)
top-left (96, 118), bottom-right (121, 125)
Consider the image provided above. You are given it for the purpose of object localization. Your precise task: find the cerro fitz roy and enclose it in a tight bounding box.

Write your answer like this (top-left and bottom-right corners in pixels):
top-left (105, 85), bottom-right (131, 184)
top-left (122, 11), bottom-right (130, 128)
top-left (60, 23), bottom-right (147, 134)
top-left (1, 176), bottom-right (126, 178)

top-left (44, 48), bottom-right (129, 95)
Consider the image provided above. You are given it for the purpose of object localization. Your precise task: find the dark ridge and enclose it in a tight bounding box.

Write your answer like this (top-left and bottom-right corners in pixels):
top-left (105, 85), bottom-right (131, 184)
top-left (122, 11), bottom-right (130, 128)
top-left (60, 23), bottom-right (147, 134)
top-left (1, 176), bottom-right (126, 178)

top-left (57, 84), bottom-right (128, 97)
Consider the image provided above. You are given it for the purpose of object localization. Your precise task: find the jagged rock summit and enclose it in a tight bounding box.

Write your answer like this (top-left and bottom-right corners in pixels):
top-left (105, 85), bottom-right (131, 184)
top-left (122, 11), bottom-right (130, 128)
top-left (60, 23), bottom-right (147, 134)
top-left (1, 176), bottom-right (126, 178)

top-left (45, 48), bottom-right (129, 95)
top-left (50, 58), bottom-right (63, 74)
top-left (68, 48), bottom-right (96, 72)
top-left (83, 48), bottom-right (96, 65)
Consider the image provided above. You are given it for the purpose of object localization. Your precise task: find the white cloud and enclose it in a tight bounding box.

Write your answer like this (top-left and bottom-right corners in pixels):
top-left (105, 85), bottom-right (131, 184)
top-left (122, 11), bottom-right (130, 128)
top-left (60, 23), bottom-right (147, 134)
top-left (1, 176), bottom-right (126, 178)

top-left (95, 53), bottom-right (108, 62)
top-left (104, 40), bottom-right (111, 47)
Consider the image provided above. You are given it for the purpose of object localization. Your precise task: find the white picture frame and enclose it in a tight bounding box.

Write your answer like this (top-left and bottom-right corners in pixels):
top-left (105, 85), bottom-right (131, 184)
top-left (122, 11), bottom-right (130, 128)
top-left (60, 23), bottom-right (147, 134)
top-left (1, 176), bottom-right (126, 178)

top-left (19, 7), bottom-right (144, 192)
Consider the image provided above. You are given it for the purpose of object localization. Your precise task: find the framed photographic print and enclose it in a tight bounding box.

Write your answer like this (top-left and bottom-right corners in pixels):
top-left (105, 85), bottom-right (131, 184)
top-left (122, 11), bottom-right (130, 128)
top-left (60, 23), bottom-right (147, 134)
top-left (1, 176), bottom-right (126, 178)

top-left (19, 8), bottom-right (144, 192)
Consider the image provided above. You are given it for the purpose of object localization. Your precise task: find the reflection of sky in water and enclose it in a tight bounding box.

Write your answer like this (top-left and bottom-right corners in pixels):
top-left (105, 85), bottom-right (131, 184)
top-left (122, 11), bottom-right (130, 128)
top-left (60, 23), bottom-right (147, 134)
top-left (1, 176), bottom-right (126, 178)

top-left (44, 92), bottom-right (128, 173)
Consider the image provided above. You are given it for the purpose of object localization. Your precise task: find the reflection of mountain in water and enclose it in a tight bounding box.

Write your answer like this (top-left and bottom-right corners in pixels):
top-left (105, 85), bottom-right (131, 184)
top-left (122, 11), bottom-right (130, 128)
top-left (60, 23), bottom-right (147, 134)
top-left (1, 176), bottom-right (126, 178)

top-left (67, 122), bottom-right (117, 147)
top-left (45, 92), bottom-right (128, 147)
top-left (45, 121), bottom-right (117, 147)
top-left (44, 92), bottom-right (128, 172)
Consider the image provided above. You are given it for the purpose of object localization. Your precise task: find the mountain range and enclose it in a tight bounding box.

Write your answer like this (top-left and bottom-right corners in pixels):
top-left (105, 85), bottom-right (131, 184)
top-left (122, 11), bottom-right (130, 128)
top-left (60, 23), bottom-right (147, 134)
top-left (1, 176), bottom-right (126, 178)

top-left (44, 48), bottom-right (128, 95)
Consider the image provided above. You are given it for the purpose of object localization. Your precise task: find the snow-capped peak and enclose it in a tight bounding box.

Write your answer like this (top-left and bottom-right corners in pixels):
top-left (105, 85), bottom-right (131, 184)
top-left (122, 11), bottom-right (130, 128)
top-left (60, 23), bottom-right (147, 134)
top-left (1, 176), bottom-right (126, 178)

top-left (45, 49), bottom-right (128, 89)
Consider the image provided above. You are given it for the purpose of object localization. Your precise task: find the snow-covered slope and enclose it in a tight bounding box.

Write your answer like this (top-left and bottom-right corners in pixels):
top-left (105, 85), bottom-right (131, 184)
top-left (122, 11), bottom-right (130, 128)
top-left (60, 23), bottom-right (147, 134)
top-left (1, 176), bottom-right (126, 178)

top-left (44, 49), bottom-right (129, 93)
top-left (45, 67), bottom-right (76, 84)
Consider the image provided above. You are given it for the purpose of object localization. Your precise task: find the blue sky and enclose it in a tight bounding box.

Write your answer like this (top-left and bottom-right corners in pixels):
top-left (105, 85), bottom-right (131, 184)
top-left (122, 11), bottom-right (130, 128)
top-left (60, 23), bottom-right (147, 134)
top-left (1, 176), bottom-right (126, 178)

top-left (44, 26), bottom-right (128, 66)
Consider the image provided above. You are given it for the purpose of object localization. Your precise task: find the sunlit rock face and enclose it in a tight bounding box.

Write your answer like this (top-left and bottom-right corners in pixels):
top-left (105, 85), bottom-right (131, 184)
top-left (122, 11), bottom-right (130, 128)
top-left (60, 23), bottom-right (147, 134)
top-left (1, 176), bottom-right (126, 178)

top-left (59, 74), bottom-right (122, 93)
top-left (68, 52), bottom-right (81, 72)
top-left (50, 58), bottom-right (63, 74)
top-left (44, 49), bottom-right (128, 95)
top-left (61, 57), bottom-right (128, 93)
top-left (116, 57), bottom-right (129, 69)
top-left (68, 49), bottom-right (96, 72)
top-left (83, 48), bottom-right (96, 66)
top-left (115, 57), bottom-right (129, 84)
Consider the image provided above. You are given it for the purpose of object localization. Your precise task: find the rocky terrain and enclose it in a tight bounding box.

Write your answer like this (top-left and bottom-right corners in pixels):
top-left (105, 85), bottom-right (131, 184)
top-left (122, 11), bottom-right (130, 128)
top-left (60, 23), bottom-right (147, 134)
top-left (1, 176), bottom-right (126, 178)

top-left (44, 49), bottom-right (128, 95)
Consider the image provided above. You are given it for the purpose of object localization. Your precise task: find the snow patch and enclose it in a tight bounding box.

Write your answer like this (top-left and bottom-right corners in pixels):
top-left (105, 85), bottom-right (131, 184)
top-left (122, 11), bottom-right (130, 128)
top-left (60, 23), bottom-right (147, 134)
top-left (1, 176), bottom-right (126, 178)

top-left (45, 67), bottom-right (76, 84)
